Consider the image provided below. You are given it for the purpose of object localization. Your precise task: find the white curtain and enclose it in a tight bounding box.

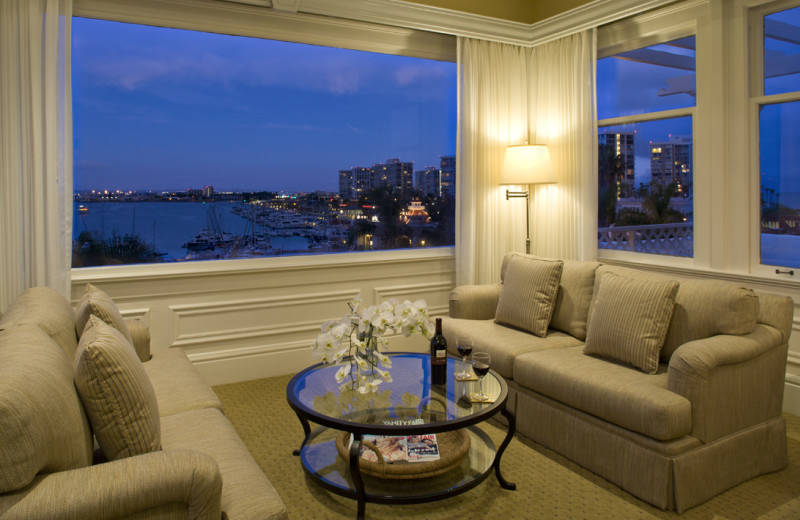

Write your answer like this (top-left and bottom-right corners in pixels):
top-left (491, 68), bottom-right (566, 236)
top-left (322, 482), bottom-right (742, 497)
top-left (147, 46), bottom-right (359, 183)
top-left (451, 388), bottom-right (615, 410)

top-left (456, 30), bottom-right (596, 286)
top-left (528, 31), bottom-right (596, 261)
top-left (0, 0), bottom-right (73, 312)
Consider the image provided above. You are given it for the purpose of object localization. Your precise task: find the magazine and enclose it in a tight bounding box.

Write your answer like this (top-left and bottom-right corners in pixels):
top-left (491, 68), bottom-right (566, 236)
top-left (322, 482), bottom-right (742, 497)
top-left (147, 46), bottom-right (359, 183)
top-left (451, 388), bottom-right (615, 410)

top-left (406, 434), bottom-right (440, 462)
top-left (353, 429), bottom-right (440, 463)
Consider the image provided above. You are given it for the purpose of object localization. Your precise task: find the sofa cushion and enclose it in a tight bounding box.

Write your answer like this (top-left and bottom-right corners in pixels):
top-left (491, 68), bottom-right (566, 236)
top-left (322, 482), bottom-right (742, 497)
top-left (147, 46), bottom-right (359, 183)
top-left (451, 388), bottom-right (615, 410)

top-left (584, 271), bottom-right (679, 374)
top-left (74, 316), bottom-right (162, 460)
top-left (0, 325), bottom-right (93, 493)
top-left (514, 346), bottom-right (692, 441)
top-left (144, 348), bottom-right (224, 416)
top-left (442, 317), bottom-right (582, 379)
top-left (495, 255), bottom-right (563, 337)
top-left (75, 283), bottom-right (134, 348)
top-left (0, 286), bottom-right (79, 359)
top-left (161, 407), bottom-right (288, 520)
top-left (589, 266), bottom-right (760, 362)
top-left (501, 253), bottom-right (600, 340)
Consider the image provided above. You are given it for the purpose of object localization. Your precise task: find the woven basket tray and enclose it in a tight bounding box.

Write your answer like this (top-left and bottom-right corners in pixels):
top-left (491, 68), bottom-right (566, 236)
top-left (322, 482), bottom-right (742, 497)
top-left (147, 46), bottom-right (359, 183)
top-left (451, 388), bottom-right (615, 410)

top-left (335, 429), bottom-right (470, 480)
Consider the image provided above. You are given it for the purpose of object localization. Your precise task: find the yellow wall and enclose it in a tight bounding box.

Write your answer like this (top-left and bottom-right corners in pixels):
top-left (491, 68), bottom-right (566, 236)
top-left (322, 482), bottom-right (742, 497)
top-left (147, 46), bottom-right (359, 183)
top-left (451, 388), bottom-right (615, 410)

top-left (405, 0), bottom-right (594, 24)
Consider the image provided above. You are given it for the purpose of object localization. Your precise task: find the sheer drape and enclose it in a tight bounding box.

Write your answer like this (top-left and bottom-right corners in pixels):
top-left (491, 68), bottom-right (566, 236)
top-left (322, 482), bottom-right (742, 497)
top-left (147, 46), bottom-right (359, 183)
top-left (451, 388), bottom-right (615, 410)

top-left (456, 31), bottom-right (596, 286)
top-left (528, 31), bottom-right (596, 261)
top-left (0, 0), bottom-right (72, 312)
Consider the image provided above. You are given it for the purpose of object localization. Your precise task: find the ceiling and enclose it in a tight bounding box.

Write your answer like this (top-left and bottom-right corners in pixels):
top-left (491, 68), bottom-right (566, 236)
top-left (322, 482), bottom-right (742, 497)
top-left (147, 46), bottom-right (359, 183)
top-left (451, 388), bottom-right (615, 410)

top-left (403, 0), bottom-right (596, 25)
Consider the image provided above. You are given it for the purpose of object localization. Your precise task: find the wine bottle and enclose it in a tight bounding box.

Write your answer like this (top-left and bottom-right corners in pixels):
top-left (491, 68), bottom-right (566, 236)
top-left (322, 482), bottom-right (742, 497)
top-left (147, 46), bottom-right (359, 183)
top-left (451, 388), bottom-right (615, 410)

top-left (430, 317), bottom-right (447, 385)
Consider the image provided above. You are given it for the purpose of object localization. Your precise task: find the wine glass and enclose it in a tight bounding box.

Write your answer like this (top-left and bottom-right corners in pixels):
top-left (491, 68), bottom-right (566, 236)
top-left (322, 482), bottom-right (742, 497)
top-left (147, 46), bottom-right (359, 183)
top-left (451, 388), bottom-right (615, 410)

top-left (456, 337), bottom-right (473, 379)
top-left (472, 352), bottom-right (491, 402)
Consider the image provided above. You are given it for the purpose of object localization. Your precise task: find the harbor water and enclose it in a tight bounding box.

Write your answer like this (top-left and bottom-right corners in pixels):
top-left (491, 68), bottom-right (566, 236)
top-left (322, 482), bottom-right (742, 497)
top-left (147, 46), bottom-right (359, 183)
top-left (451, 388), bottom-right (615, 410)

top-left (73, 201), bottom-right (311, 261)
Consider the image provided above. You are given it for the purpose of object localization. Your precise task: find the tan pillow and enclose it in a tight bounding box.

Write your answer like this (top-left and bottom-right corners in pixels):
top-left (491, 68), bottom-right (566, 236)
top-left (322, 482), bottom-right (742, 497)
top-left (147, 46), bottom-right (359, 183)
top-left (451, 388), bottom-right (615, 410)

top-left (75, 283), bottom-right (134, 347)
top-left (584, 271), bottom-right (679, 374)
top-left (74, 316), bottom-right (161, 460)
top-left (0, 325), bottom-right (93, 493)
top-left (495, 255), bottom-right (563, 337)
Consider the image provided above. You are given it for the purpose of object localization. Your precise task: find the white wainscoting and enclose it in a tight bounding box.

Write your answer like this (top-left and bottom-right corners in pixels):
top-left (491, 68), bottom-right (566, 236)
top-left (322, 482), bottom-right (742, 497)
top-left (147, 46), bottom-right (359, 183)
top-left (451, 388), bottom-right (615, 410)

top-left (71, 248), bottom-right (456, 386)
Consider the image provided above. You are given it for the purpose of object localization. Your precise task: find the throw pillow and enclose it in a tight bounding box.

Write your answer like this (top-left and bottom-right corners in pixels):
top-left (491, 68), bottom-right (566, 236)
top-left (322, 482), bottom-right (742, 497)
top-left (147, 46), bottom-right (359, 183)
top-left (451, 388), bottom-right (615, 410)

top-left (0, 325), bottom-right (93, 493)
top-left (75, 283), bottom-right (134, 348)
top-left (584, 271), bottom-right (679, 374)
top-left (74, 316), bottom-right (161, 460)
top-left (495, 255), bottom-right (563, 337)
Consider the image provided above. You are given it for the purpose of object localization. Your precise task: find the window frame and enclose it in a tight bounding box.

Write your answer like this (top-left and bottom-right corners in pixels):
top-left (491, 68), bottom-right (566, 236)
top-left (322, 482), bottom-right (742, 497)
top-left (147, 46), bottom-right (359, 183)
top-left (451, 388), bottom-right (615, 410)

top-left (70, 0), bottom-right (458, 275)
top-left (596, 3), bottom-right (701, 267)
top-left (747, 0), bottom-right (800, 277)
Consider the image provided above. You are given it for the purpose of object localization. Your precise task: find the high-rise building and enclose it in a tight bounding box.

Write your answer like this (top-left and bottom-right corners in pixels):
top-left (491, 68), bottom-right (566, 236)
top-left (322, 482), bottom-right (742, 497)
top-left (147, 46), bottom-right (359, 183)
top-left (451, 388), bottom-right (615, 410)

top-left (338, 166), bottom-right (372, 200)
top-left (440, 155), bottom-right (456, 198)
top-left (598, 131), bottom-right (635, 183)
top-left (338, 169), bottom-right (353, 200)
top-left (650, 135), bottom-right (692, 194)
top-left (373, 158), bottom-right (414, 200)
top-left (415, 166), bottom-right (440, 197)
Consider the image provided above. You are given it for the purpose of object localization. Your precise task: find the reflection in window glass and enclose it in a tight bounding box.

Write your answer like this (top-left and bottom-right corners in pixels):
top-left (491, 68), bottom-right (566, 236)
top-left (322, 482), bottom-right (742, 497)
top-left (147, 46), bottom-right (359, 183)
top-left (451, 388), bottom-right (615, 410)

top-left (760, 101), bottom-right (800, 269)
top-left (764, 6), bottom-right (800, 96)
top-left (597, 117), bottom-right (693, 257)
top-left (71, 18), bottom-right (457, 267)
top-left (597, 36), bottom-right (696, 120)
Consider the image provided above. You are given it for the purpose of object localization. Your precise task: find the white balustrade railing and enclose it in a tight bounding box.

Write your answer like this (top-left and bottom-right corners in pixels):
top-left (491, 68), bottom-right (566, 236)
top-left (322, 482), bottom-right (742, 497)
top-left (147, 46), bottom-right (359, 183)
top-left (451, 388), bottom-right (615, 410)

top-left (598, 222), bottom-right (693, 257)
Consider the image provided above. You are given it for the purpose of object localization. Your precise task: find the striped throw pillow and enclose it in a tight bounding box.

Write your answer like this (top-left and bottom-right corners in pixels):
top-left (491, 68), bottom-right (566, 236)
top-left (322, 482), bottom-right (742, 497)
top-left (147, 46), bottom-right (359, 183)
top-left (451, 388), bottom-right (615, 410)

top-left (75, 283), bottom-right (135, 348)
top-left (495, 256), bottom-right (563, 337)
top-left (584, 271), bottom-right (679, 374)
top-left (74, 316), bottom-right (161, 460)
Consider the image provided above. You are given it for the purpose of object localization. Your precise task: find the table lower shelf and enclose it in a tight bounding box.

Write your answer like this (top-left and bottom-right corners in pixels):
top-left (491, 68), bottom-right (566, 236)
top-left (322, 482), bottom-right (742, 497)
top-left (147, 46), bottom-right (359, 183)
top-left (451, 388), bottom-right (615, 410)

top-left (299, 424), bottom-right (497, 503)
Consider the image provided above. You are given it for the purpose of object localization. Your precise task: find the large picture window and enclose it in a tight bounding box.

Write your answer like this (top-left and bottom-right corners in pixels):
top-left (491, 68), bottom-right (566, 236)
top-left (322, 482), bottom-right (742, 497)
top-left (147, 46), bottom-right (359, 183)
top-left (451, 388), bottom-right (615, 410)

top-left (71, 18), bottom-right (456, 267)
top-left (596, 36), bottom-right (696, 258)
top-left (755, 5), bottom-right (800, 270)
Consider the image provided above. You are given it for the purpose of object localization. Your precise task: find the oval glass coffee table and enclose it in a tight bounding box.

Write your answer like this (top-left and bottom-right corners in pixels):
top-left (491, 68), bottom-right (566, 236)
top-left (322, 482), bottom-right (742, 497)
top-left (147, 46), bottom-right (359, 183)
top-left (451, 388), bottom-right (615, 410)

top-left (286, 352), bottom-right (516, 520)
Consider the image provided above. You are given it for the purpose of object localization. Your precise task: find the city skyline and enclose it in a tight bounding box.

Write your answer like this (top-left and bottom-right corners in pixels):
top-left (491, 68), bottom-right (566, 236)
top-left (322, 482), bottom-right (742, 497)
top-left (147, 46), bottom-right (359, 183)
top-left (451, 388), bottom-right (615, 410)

top-left (72, 18), bottom-right (457, 193)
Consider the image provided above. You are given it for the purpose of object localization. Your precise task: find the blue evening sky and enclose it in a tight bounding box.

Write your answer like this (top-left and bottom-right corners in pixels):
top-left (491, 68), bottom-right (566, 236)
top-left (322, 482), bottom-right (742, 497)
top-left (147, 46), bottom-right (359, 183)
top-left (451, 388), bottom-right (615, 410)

top-left (72, 18), bottom-right (457, 193)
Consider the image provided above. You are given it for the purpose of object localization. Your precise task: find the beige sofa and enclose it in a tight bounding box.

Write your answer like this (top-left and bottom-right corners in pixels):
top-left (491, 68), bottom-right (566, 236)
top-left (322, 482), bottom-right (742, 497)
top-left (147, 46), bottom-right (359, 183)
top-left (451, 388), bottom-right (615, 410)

top-left (0, 285), bottom-right (287, 520)
top-left (443, 252), bottom-right (794, 512)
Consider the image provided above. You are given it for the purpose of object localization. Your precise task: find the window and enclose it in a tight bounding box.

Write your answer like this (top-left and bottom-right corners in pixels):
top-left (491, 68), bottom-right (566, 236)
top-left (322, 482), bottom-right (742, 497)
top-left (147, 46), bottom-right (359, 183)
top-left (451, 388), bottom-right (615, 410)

top-left (71, 17), bottom-right (456, 267)
top-left (596, 36), bottom-right (696, 258)
top-left (753, 4), bottom-right (800, 270)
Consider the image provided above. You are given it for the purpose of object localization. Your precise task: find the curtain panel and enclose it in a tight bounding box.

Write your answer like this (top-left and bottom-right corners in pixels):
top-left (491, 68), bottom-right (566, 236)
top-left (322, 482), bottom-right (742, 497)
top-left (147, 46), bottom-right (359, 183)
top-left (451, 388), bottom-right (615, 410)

top-left (0, 0), bottom-right (73, 312)
top-left (456, 31), bottom-right (596, 286)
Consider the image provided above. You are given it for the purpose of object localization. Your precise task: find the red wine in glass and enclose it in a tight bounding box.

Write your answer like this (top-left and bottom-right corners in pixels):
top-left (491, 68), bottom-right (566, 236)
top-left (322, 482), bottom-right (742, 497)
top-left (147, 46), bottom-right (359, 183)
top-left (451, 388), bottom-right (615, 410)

top-left (472, 363), bottom-right (490, 377)
top-left (472, 352), bottom-right (491, 401)
top-left (456, 338), bottom-right (473, 378)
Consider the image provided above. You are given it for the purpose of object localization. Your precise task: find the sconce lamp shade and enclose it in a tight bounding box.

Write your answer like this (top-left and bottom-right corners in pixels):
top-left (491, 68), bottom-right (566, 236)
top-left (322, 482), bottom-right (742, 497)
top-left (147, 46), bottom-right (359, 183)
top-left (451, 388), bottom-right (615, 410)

top-left (499, 144), bottom-right (556, 185)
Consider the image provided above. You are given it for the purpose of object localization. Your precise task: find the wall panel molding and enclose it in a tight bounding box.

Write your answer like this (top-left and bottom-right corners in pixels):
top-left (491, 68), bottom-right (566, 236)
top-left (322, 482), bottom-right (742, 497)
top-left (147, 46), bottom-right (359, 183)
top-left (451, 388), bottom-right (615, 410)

top-left (73, 250), bottom-right (456, 384)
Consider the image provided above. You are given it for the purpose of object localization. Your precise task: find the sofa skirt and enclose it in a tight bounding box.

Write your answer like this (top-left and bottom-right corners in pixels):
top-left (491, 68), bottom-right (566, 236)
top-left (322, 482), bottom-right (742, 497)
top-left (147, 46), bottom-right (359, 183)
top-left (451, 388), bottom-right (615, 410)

top-left (511, 382), bottom-right (788, 512)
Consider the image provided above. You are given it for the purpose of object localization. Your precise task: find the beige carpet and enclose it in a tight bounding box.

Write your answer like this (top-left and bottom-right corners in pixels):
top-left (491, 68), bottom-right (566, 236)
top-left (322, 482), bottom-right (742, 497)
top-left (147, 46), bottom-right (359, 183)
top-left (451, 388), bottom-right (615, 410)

top-left (213, 375), bottom-right (800, 519)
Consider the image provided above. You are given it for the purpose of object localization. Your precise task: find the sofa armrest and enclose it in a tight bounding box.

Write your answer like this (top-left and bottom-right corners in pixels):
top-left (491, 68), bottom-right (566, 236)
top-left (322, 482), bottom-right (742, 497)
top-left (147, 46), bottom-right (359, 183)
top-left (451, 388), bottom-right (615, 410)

top-left (448, 284), bottom-right (502, 320)
top-left (0, 450), bottom-right (221, 520)
top-left (667, 324), bottom-right (788, 443)
top-left (126, 318), bottom-right (151, 362)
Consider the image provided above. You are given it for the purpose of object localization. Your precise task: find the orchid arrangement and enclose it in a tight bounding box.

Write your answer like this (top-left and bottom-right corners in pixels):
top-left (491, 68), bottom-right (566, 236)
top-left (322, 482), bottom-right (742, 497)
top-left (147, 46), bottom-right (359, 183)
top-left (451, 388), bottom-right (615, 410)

top-left (311, 294), bottom-right (433, 393)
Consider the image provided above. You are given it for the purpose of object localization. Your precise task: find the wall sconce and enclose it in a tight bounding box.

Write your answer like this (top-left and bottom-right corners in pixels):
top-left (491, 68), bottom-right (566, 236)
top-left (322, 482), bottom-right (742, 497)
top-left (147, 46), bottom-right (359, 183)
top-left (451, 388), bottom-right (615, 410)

top-left (498, 144), bottom-right (556, 254)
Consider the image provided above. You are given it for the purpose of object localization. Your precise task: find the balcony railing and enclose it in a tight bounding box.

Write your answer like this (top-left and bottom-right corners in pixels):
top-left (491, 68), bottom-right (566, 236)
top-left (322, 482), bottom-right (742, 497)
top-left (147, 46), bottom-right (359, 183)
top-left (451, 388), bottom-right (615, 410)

top-left (598, 222), bottom-right (693, 257)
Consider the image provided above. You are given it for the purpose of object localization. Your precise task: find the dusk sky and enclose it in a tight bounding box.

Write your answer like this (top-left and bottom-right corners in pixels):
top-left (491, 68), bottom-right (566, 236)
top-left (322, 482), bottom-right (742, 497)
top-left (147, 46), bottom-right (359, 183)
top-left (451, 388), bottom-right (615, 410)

top-left (73, 12), bottom-right (797, 204)
top-left (72, 17), bottom-right (457, 193)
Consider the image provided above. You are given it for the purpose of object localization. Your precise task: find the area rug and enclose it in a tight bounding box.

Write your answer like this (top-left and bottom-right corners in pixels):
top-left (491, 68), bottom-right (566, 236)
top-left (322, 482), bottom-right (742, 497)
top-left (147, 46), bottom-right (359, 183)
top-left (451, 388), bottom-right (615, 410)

top-left (213, 375), bottom-right (800, 519)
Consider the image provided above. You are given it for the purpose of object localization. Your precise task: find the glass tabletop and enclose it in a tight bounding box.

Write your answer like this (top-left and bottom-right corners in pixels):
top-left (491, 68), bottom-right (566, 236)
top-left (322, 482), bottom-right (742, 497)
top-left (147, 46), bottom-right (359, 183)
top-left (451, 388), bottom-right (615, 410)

top-left (287, 352), bottom-right (507, 435)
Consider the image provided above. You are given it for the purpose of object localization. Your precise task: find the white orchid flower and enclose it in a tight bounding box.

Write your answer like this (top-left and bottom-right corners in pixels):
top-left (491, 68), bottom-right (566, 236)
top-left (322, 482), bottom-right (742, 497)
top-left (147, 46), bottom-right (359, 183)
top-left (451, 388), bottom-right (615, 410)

top-left (335, 364), bottom-right (351, 383)
top-left (333, 347), bottom-right (349, 363)
top-left (357, 378), bottom-right (383, 393)
top-left (374, 350), bottom-right (391, 366)
top-left (349, 294), bottom-right (363, 313)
